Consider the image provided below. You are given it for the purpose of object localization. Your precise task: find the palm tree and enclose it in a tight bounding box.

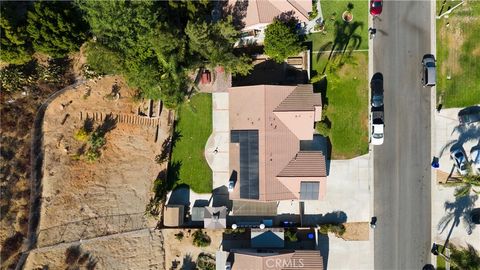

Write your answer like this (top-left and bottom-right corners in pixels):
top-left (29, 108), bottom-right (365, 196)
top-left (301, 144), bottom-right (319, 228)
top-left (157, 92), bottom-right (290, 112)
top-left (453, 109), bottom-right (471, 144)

top-left (452, 171), bottom-right (480, 198)
top-left (448, 244), bottom-right (480, 270)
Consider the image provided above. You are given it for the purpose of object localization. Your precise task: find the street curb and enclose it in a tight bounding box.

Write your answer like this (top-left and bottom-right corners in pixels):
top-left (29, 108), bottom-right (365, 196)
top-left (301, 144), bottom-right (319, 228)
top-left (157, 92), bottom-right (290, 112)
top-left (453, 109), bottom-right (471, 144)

top-left (430, 0), bottom-right (438, 266)
top-left (367, 1), bottom-right (375, 268)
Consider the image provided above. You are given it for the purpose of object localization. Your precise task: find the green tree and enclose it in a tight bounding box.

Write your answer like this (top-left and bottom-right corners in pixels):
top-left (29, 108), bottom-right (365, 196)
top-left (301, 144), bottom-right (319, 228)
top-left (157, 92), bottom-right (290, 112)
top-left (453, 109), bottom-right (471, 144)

top-left (27, 1), bottom-right (88, 58)
top-left (185, 18), bottom-right (253, 75)
top-left (264, 18), bottom-right (304, 63)
top-left (448, 244), bottom-right (480, 270)
top-left (0, 2), bottom-right (33, 65)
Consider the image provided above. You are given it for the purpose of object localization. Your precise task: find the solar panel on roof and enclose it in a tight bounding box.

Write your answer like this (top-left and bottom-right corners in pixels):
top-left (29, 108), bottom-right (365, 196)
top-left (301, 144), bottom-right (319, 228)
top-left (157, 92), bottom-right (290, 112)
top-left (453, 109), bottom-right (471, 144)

top-left (231, 130), bottom-right (259, 199)
top-left (300, 182), bottom-right (319, 200)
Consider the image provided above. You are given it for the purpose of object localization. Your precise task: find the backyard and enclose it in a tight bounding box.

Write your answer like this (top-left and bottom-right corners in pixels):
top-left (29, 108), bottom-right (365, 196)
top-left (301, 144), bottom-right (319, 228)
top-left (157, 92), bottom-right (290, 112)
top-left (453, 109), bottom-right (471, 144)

top-left (436, 0), bottom-right (480, 108)
top-left (309, 0), bottom-right (369, 159)
top-left (169, 93), bottom-right (213, 193)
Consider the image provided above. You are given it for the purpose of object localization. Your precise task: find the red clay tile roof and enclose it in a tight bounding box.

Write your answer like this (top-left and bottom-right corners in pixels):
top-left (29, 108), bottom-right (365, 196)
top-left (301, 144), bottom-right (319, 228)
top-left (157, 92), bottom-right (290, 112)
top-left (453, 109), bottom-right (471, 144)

top-left (228, 0), bottom-right (312, 29)
top-left (277, 152), bottom-right (327, 177)
top-left (232, 250), bottom-right (323, 270)
top-left (275, 84), bottom-right (322, 112)
top-left (229, 85), bottom-right (325, 201)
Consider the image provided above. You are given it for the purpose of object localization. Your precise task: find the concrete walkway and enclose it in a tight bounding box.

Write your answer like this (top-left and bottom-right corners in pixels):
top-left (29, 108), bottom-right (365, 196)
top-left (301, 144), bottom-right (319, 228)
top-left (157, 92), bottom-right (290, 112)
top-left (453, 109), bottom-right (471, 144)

top-left (304, 0), bottom-right (323, 34)
top-left (205, 92), bottom-right (230, 190)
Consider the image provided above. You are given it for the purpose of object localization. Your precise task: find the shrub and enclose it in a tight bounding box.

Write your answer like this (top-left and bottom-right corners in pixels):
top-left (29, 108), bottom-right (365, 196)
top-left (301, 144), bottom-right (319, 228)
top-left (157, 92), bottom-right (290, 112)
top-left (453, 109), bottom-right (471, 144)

top-left (196, 253), bottom-right (215, 270)
top-left (84, 148), bottom-right (100, 162)
top-left (284, 229), bottom-right (298, 242)
top-left (74, 128), bottom-right (89, 142)
top-left (224, 228), bottom-right (246, 235)
top-left (193, 230), bottom-right (211, 247)
top-left (175, 231), bottom-right (184, 241)
top-left (319, 223), bottom-right (346, 236)
top-left (89, 132), bottom-right (106, 149)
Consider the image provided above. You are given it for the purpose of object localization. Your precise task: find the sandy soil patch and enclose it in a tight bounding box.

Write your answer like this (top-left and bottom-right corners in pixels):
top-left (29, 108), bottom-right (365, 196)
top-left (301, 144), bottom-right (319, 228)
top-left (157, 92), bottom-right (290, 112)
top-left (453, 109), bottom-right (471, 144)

top-left (36, 76), bottom-right (172, 247)
top-left (24, 228), bottom-right (164, 270)
top-left (162, 229), bottom-right (223, 270)
top-left (341, 222), bottom-right (369, 241)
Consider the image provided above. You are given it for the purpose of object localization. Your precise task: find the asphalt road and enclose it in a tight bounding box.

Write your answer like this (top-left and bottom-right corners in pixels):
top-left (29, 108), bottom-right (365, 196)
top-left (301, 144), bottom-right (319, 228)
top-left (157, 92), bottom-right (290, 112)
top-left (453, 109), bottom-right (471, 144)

top-left (373, 1), bottom-right (433, 269)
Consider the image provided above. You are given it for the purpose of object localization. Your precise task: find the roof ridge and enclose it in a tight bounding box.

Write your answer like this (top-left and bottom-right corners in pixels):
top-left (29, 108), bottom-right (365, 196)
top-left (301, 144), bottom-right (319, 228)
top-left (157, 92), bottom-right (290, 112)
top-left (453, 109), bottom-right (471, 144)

top-left (286, 0), bottom-right (309, 20)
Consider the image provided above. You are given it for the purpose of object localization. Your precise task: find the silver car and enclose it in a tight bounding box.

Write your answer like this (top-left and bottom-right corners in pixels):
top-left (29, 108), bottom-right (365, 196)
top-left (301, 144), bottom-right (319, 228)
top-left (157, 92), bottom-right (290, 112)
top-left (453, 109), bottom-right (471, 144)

top-left (422, 54), bottom-right (436, 87)
top-left (451, 148), bottom-right (468, 175)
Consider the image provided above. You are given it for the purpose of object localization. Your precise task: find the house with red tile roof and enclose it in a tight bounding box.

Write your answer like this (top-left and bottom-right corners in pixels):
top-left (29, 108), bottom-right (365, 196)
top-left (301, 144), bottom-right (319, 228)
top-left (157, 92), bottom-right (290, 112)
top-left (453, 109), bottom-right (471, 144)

top-left (227, 0), bottom-right (312, 44)
top-left (228, 84), bottom-right (327, 201)
top-left (230, 250), bottom-right (324, 270)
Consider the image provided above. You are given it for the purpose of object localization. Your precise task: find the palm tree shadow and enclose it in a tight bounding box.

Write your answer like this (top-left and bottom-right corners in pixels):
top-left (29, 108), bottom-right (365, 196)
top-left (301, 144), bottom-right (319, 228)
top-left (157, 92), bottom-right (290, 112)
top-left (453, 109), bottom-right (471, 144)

top-left (437, 194), bottom-right (478, 249)
top-left (321, 19), bottom-right (364, 74)
top-left (438, 124), bottom-right (480, 157)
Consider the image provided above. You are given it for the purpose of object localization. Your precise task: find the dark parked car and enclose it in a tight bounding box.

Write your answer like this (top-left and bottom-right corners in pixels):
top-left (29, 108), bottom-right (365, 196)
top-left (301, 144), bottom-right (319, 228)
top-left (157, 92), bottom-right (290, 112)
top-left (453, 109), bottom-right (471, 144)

top-left (371, 73), bottom-right (384, 108)
top-left (458, 106), bottom-right (480, 125)
top-left (470, 208), bottom-right (480, 224)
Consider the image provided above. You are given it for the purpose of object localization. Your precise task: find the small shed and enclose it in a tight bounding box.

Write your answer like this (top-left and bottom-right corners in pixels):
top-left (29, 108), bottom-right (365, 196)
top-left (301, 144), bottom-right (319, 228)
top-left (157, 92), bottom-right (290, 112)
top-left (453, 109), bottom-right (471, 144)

top-left (204, 206), bottom-right (227, 229)
top-left (164, 205), bottom-right (184, 227)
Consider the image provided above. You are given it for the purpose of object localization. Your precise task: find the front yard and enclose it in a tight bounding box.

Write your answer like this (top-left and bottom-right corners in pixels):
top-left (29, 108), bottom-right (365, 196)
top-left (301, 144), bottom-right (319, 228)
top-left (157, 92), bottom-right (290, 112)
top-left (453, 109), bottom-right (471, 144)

top-left (308, 0), bottom-right (368, 52)
top-left (169, 93), bottom-right (213, 193)
top-left (436, 0), bottom-right (480, 108)
top-left (309, 0), bottom-right (369, 159)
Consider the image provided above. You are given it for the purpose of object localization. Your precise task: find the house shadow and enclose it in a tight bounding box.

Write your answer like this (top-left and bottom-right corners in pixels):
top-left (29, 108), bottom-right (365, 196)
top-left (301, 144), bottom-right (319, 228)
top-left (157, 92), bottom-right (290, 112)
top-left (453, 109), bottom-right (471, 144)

top-left (302, 211), bottom-right (348, 226)
top-left (211, 186), bottom-right (233, 209)
top-left (317, 232), bottom-right (330, 269)
top-left (233, 60), bottom-right (308, 86)
top-left (168, 184), bottom-right (191, 207)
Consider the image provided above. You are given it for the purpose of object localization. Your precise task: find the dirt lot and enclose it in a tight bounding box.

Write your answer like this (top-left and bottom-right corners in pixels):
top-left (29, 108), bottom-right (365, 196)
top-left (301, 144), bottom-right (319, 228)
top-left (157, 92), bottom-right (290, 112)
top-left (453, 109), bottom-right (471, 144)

top-left (24, 228), bottom-right (164, 270)
top-left (341, 222), bottom-right (369, 241)
top-left (162, 229), bottom-right (223, 270)
top-left (36, 75), bottom-right (172, 247)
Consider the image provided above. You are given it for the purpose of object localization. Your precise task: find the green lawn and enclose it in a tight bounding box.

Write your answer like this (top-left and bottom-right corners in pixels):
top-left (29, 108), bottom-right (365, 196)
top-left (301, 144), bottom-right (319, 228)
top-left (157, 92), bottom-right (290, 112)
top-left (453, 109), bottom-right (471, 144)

top-left (307, 0), bottom-right (369, 52)
top-left (436, 245), bottom-right (447, 270)
top-left (436, 1), bottom-right (480, 108)
top-left (169, 93), bottom-right (212, 193)
top-left (313, 51), bottom-right (369, 159)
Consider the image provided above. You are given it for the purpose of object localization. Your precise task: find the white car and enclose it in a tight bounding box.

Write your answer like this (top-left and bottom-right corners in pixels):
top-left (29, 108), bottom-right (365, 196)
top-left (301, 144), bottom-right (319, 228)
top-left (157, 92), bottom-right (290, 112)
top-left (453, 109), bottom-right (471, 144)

top-left (451, 148), bottom-right (468, 175)
top-left (371, 110), bottom-right (384, 145)
top-left (470, 148), bottom-right (480, 174)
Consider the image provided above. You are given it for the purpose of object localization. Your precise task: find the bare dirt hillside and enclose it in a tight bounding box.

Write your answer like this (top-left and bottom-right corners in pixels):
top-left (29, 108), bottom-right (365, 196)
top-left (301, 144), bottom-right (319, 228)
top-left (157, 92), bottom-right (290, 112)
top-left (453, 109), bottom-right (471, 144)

top-left (36, 75), bottom-right (171, 247)
top-left (24, 229), bottom-right (164, 270)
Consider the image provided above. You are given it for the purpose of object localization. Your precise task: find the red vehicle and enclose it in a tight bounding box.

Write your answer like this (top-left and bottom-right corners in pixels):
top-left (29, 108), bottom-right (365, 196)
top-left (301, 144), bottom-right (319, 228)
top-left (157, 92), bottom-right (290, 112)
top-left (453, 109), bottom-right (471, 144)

top-left (370, 0), bottom-right (383, 16)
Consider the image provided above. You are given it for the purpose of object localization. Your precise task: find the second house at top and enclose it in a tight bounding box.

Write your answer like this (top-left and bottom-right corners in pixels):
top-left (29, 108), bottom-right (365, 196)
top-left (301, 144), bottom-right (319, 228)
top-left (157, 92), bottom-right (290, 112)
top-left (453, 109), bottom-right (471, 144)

top-left (229, 84), bottom-right (327, 201)
top-left (228, 0), bottom-right (312, 44)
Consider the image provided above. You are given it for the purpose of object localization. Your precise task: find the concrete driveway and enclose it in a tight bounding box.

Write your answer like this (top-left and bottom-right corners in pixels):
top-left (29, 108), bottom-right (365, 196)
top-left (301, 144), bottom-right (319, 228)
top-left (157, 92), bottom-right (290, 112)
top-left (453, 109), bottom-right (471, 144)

top-left (432, 107), bottom-right (480, 253)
